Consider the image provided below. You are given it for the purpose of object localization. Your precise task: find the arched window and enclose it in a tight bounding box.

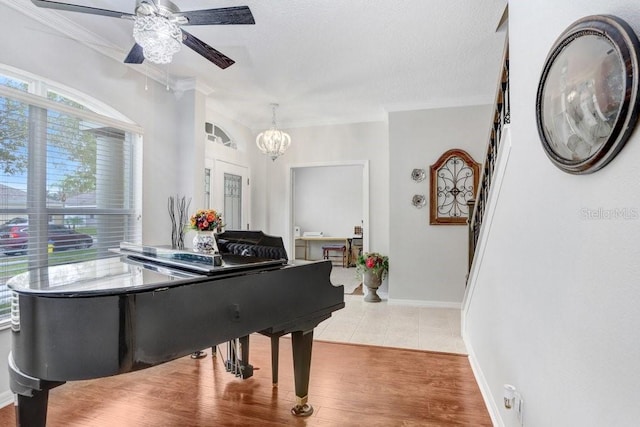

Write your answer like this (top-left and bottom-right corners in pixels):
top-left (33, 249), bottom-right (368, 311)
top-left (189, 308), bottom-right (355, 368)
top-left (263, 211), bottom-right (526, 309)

top-left (205, 122), bottom-right (236, 149)
top-left (0, 66), bottom-right (142, 321)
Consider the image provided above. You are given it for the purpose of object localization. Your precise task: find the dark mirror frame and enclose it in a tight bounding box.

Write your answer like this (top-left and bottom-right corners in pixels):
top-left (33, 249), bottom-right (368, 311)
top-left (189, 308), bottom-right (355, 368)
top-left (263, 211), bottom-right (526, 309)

top-left (536, 15), bottom-right (640, 174)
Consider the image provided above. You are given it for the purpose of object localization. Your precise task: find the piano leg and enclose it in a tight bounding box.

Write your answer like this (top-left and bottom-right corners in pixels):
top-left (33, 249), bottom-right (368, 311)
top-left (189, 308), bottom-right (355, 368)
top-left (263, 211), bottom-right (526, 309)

top-left (9, 354), bottom-right (64, 427)
top-left (270, 335), bottom-right (280, 387)
top-left (290, 330), bottom-right (314, 417)
top-left (238, 335), bottom-right (254, 379)
top-left (15, 390), bottom-right (50, 427)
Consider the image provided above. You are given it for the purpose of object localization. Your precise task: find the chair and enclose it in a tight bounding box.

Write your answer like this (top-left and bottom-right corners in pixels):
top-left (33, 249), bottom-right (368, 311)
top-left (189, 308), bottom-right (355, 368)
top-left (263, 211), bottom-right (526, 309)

top-left (349, 226), bottom-right (363, 267)
top-left (322, 244), bottom-right (346, 268)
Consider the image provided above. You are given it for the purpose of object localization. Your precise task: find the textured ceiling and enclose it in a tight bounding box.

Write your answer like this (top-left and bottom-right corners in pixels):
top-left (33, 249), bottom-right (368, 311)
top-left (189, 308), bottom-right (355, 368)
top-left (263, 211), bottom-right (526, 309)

top-left (9, 0), bottom-right (508, 131)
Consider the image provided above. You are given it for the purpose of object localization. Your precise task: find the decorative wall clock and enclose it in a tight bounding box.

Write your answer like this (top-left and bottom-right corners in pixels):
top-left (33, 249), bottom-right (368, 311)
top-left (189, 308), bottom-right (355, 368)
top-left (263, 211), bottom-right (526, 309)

top-left (536, 15), bottom-right (640, 174)
top-left (429, 149), bottom-right (479, 225)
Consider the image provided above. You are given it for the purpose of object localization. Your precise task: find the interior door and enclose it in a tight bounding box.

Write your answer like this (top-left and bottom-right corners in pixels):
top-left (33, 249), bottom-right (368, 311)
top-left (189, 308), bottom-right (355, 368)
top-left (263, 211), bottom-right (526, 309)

top-left (213, 160), bottom-right (250, 230)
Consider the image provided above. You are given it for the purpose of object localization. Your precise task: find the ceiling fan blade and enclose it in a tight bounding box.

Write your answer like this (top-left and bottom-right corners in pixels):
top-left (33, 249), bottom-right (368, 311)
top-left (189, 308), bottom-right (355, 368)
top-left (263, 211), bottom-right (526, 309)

top-left (124, 44), bottom-right (145, 64)
top-left (181, 30), bottom-right (235, 69)
top-left (31, 0), bottom-right (134, 19)
top-left (179, 6), bottom-right (255, 26)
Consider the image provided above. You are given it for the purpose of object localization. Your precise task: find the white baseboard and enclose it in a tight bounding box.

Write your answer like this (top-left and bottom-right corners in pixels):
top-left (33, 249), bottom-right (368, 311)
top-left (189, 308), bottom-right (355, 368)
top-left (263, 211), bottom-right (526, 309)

top-left (0, 390), bottom-right (13, 409)
top-left (387, 298), bottom-right (461, 309)
top-left (361, 287), bottom-right (461, 308)
top-left (464, 335), bottom-right (503, 427)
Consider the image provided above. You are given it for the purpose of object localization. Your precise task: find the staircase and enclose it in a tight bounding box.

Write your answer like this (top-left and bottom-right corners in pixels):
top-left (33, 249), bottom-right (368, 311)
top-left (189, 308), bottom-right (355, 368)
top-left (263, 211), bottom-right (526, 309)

top-left (467, 45), bottom-right (510, 276)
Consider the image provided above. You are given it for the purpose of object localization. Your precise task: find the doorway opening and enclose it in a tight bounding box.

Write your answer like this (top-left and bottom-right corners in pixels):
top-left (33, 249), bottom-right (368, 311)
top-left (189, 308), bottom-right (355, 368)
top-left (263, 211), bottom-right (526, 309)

top-left (288, 161), bottom-right (369, 262)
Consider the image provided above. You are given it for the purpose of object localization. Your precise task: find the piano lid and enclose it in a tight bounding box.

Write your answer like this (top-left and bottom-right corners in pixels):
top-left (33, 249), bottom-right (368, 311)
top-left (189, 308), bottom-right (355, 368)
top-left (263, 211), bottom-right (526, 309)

top-left (8, 243), bottom-right (287, 296)
top-left (6, 256), bottom-right (182, 296)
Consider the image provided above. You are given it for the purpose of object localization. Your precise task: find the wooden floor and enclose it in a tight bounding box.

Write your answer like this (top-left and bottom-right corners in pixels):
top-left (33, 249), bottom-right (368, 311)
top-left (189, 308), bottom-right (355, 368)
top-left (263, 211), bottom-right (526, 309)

top-left (0, 334), bottom-right (491, 426)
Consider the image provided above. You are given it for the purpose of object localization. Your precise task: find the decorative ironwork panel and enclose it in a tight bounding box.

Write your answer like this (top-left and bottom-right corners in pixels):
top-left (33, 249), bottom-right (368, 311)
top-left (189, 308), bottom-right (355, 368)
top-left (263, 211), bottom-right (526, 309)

top-left (430, 149), bottom-right (479, 225)
top-left (204, 168), bottom-right (211, 209)
top-left (224, 173), bottom-right (242, 230)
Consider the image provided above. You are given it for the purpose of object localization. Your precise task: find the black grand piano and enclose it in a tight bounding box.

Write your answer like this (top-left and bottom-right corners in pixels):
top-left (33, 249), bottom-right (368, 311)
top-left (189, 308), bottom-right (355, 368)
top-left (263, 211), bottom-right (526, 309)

top-left (8, 231), bottom-right (344, 426)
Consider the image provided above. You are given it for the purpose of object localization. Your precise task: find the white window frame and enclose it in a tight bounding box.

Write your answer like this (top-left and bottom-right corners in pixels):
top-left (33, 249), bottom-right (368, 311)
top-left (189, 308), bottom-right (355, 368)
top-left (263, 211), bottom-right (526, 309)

top-left (0, 66), bottom-right (143, 324)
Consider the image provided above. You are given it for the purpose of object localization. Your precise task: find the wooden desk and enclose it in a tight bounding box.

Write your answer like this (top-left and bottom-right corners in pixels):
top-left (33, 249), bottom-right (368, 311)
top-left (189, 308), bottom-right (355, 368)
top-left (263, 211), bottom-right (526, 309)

top-left (295, 236), bottom-right (349, 261)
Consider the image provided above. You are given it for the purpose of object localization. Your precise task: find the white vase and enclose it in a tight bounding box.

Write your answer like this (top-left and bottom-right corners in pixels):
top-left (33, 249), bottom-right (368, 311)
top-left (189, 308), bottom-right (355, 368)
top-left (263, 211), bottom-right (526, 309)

top-left (192, 231), bottom-right (219, 254)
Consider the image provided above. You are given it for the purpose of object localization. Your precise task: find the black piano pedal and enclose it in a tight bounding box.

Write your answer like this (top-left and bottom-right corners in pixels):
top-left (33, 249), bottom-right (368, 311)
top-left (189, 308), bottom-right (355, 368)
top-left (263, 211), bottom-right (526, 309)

top-left (224, 360), bottom-right (254, 379)
top-left (240, 364), bottom-right (254, 379)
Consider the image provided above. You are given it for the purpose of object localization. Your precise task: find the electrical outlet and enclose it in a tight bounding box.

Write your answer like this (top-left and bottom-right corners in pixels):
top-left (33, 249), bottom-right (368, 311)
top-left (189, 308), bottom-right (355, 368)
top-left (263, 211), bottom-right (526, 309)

top-left (517, 397), bottom-right (524, 426)
top-left (503, 383), bottom-right (524, 426)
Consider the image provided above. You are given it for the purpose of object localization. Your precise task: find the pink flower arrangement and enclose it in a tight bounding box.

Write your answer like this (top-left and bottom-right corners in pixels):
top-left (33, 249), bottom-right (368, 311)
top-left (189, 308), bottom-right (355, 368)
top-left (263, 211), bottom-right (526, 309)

top-left (189, 209), bottom-right (223, 232)
top-left (356, 252), bottom-right (389, 278)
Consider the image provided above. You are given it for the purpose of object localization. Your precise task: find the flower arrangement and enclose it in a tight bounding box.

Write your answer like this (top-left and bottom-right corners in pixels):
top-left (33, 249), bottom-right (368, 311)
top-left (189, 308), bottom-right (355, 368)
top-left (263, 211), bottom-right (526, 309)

top-left (355, 252), bottom-right (389, 278)
top-left (189, 209), bottom-right (223, 232)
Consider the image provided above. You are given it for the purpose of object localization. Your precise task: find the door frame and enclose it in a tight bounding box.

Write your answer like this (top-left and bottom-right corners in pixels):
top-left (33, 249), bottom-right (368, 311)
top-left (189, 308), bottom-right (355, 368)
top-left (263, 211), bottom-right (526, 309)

top-left (211, 159), bottom-right (251, 230)
top-left (287, 160), bottom-right (369, 260)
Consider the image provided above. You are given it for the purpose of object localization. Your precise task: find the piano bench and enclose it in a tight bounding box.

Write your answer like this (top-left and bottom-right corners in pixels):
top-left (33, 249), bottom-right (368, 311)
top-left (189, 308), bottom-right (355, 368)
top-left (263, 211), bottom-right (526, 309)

top-left (322, 244), bottom-right (346, 268)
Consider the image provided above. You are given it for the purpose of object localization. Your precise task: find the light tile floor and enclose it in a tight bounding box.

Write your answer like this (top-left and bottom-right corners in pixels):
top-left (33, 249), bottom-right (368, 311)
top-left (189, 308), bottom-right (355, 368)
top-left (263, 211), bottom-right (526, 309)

top-left (314, 293), bottom-right (467, 354)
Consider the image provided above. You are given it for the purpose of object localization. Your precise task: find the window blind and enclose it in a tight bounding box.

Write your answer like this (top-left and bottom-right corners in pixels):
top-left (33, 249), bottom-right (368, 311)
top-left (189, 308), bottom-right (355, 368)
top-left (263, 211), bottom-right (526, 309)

top-left (0, 81), bottom-right (142, 320)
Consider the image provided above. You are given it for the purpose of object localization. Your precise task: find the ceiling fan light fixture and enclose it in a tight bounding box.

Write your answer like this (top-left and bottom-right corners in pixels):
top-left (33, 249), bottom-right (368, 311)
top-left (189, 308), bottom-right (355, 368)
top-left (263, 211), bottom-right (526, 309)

top-left (256, 104), bottom-right (292, 161)
top-left (31, 1), bottom-right (254, 68)
top-left (133, 15), bottom-right (182, 64)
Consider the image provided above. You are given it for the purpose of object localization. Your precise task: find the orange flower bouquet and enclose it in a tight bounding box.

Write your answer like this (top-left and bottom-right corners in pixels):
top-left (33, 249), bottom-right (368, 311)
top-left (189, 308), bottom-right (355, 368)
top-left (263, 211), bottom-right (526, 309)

top-left (189, 209), bottom-right (223, 232)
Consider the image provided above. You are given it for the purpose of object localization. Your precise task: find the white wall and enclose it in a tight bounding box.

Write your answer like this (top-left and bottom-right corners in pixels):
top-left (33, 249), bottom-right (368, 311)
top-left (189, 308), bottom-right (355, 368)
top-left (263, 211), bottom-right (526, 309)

top-left (0, 326), bottom-right (11, 405)
top-left (175, 89), bottom-right (206, 231)
top-left (389, 105), bottom-right (493, 304)
top-left (293, 165), bottom-right (363, 237)
top-left (464, 1), bottom-right (640, 426)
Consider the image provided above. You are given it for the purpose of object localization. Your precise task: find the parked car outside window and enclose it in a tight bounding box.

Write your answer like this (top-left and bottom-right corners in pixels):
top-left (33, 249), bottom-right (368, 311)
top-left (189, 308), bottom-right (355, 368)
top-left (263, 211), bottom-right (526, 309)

top-left (0, 223), bottom-right (93, 255)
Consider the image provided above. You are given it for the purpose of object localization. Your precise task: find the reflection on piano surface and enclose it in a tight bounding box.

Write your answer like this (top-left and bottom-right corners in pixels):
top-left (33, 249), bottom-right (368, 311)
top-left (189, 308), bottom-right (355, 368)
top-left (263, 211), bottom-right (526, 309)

top-left (8, 231), bottom-right (344, 426)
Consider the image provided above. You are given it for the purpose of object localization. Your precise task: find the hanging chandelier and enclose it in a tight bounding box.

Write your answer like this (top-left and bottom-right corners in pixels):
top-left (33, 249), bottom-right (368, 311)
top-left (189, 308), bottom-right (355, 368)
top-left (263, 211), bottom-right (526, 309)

top-left (256, 104), bottom-right (291, 161)
top-left (132, 15), bottom-right (182, 64)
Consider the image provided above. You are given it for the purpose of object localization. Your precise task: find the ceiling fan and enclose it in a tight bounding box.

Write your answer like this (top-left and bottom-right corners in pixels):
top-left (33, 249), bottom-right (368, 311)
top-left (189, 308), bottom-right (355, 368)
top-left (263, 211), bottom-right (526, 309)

top-left (30, 0), bottom-right (255, 69)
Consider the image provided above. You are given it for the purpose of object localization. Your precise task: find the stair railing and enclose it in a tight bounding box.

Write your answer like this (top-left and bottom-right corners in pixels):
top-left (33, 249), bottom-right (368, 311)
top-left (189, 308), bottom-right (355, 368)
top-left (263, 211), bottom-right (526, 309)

top-left (467, 46), bottom-right (509, 274)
